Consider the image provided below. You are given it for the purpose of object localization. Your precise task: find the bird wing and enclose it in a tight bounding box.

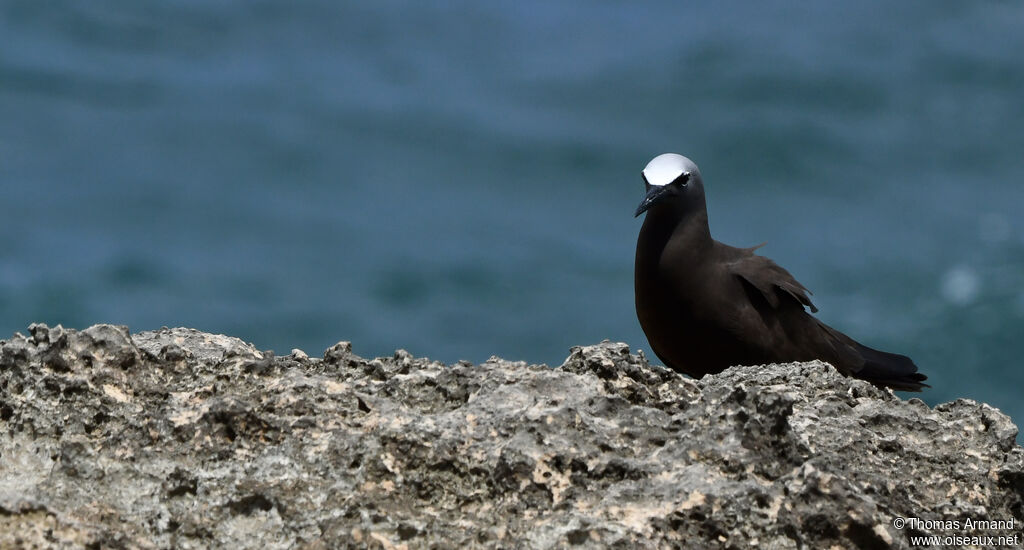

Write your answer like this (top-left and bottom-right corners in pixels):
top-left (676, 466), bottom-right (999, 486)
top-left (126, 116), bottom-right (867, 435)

top-left (722, 248), bottom-right (927, 390)
top-left (727, 252), bottom-right (818, 313)
top-left (728, 251), bottom-right (865, 371)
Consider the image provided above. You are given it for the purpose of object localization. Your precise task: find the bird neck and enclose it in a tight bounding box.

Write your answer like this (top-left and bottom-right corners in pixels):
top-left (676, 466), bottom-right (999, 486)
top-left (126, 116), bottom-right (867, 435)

top-left (637, 207), bottom-right (712, 287)
top-left (641, 203), bottom-right (713, 253)
top-left (675, 208), bottom-right (712, 246)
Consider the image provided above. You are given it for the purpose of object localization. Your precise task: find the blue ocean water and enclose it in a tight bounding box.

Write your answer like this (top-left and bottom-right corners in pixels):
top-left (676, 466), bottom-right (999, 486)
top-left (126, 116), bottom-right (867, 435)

top-left (2, 2), bottom-right (1022, 437)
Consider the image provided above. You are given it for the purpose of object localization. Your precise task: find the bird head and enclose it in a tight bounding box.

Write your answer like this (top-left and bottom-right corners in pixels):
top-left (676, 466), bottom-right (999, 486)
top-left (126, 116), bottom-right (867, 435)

top-left (634, 153), bottom-right (704, 217)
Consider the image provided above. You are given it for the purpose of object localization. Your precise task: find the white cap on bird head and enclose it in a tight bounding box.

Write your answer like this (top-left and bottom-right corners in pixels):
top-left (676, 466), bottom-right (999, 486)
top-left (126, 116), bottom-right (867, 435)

top-left (642, 153), bottom-right (700, 187)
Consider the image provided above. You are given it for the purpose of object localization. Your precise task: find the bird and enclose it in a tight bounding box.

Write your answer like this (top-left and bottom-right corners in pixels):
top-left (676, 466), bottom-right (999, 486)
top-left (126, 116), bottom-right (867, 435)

top-left (633, 153), bottom-right (927, 391)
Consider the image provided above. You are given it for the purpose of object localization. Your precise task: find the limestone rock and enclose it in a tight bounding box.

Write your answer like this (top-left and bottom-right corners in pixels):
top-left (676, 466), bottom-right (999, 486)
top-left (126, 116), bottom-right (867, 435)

top-left (0, 325), bottom-right (1020, 549)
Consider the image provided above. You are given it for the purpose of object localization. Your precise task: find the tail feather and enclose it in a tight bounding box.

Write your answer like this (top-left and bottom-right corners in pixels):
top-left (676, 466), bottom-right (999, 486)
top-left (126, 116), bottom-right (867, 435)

top-left (854, 343), bottom-right (929, 392)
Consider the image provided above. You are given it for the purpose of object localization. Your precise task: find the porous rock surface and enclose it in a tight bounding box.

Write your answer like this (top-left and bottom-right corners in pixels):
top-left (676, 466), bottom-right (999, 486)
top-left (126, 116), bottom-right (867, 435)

top-left (0, 324), bottom-right (1021, 549)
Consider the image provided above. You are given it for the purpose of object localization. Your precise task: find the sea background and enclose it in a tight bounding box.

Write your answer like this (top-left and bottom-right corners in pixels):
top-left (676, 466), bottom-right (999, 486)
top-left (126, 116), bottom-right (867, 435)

top-left (2, 2), bottom-right (1022, 439)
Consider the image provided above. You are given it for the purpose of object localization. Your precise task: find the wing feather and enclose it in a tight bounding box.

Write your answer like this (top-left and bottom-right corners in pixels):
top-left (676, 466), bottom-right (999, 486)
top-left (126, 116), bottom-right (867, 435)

top-left (729, 252), bottom-right (818, 313)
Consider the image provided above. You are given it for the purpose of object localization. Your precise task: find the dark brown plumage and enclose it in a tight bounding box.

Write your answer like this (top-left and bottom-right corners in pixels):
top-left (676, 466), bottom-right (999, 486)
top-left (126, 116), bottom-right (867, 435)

top-left (633, 153), bottom-right (927, 391)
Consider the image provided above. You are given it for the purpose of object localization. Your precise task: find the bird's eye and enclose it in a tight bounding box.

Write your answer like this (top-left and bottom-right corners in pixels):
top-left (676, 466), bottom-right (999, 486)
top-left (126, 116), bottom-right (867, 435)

top-left (673, 172), bottom-right (691, 187)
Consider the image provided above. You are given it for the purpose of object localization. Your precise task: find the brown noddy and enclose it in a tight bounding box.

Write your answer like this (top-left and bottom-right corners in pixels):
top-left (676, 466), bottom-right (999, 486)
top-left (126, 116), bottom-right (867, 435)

top-left (634, 153), bottom-right (928, 391)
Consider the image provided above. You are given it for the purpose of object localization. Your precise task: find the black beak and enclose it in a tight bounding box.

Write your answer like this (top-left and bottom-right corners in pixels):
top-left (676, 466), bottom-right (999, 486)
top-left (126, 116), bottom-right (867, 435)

top-left (634, 185), bottom-right (671, 217)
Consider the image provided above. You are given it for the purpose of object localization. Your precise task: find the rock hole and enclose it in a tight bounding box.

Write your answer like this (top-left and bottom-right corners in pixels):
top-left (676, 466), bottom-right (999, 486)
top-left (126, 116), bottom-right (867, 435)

top-left (228, 494), bottom-right (274, 515)
top-left (567, 529), bottom-right (590, 545)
